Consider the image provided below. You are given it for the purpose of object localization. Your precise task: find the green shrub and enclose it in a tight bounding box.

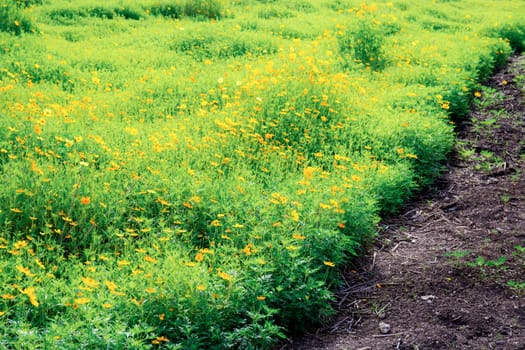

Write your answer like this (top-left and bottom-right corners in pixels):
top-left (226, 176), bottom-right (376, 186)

top-left (183, 0), bottom-right (224, 19)
top-left (47, 7), bottom-right (89, 24)
top-left (171, 30), bottom-right (278, 60)
top-left (2, 60), bottom-right (76, 91)
top-left (146, 0), bottom-right (224, 20)
top-left (485, 23), bottom-right (525, 53)
top-left (257, 6), bottom-right (295, 19)
top-left (146, 2), bottom-right (183, 18)
top-left (339, 20), bottom-right (387, 71)
top-left (114, 5), bottom-right (145, 20)
top-left (48, 5), bottom-right (143, 24)
top-left (327, 0), bottom-right (352, 11)
top-left (11, 0), bottom-right (42, 8)
top-left (0, 2), bottom-right (36, 35)
top-left (286, 0), bottom-right (316, 13)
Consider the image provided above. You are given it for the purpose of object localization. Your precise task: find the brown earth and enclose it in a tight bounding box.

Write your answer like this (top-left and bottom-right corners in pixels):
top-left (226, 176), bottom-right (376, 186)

top-left (282, 55), bottom-right (525, 350)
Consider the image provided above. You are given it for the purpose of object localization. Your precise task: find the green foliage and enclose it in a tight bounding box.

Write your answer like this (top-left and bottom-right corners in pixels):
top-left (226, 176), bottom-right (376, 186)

top-left (12, 0), bottom-right (42, 7)
top-left (286, 0), bottom-right (316, 13)
top-left (257, 6), bottom-right (295, 19)
top-left (485, 22), bottom-right (525, 53)
top-left (171, 29), bottom-right (278, 60)
top-left (338, 19), bottom-right (387, 71)
top-left (146, 0), bottom-right (224, 20)
top-left (146, 2), bottom-right (183, 18)
top-left (183, 0), bottom-right (224, 19)
top-left (0, 1), bottom-right (36, 34)
top-left (327, 0), bottom-right (352, 11)
top-left (47, 5), bottom-right (144, 24)
top-left (1, 0), bottom-right (525, 348)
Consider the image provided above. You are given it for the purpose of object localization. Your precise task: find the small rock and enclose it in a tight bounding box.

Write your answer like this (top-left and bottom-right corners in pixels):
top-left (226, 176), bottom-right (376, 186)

top-left (379, 321), bottom-right (391, 334)
top-left (421, 295), bottom-right (437, 303)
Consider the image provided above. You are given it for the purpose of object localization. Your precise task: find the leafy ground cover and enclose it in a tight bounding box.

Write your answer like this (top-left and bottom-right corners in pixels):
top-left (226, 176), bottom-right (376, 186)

top-left (288, 54), bottom-right (525, 350)
top-left (0, 0), bottom-right (524, 348)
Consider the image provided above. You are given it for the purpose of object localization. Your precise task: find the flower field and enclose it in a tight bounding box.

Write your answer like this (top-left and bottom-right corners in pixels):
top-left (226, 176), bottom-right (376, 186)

top-left (1, 0), bottom-right (524, 348)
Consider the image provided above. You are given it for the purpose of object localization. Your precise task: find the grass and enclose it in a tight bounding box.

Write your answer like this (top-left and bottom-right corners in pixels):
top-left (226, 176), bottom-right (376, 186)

top-left (1, 0), bottom-right (525, 348)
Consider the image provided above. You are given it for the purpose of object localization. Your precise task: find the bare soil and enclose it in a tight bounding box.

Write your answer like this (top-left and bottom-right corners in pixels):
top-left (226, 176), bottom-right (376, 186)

top-left (283, 55), bottom-right (525, 350)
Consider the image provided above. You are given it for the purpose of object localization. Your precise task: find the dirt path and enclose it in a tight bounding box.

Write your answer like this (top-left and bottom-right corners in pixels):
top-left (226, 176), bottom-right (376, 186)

top-left (284, 56), bottom-right (525, 350)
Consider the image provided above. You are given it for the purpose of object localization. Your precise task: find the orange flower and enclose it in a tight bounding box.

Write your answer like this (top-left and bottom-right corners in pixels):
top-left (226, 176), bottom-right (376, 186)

top-left (80, 197), bottom-right (91, 205)
top-left (151, 336), bottom-right (169, 344)
top-left (323, 261), bottom-right (335, 267)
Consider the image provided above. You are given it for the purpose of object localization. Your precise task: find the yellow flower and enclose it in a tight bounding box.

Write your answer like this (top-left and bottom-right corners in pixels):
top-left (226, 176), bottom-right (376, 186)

top-left (20, 287), bottom-right (39, 307)
top-left (196, 285), bottom-right (206, 291)
top-left (144, 255), bottom-right (157, 263)
top-left (35, 258), bottom-right (45, 269)
top-left (256, 295), bottom-right (266, 301)
top-left (218, 271), bottom-right (232, 281)
top-left (242, 244), bottom-right (253, 256)
top-left (292, 233), bottom-right (306, 240)
top-left (16, 265), bottom-right (35, 277)
top-left (74, 297), bottom-right (90, 305)
top-left (189, 196), bottom-right (202, 203)
top-left (210, 220), bottom-right (222, 227)
top-left (14, 240), bottom-right (28, 249)
top-left (323, 261), bottom-right (335, 267)
top-left (117, 260), bottom-right (131, 267)
top-left (270, 192), bottom-right (287, 205)
top-left (105, 280), bottom-right (125, 296)
top-left (81, 277), bottom-right (99, 289)
top-left (145, 287), bottom-right (156, 294)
